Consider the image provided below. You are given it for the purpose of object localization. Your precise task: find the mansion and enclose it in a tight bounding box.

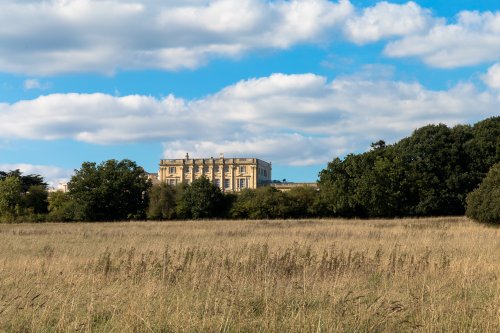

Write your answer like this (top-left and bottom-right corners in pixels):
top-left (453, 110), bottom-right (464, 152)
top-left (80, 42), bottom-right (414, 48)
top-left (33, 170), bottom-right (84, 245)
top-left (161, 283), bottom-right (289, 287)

top-left (158, 154), bottom-right (272, 192)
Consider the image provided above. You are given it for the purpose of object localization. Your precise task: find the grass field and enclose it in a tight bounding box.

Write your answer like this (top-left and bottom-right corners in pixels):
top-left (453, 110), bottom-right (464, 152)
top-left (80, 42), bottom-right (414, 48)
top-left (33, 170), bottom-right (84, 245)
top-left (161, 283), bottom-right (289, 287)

top-left (0, 217), bottom-right (498, 332)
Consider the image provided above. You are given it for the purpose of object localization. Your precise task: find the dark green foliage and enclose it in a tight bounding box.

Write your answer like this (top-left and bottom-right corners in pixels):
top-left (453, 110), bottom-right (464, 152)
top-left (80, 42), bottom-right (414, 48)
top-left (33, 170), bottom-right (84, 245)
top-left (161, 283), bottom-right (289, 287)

top-left (0, 170), bottom-right (47, 192)
top-left (176, 177), bottom-right (225, 219)
top-left (147, 183), bottom-right (177, 220)
top-left (319, 117), bottom-right (500, 218)
top-left (466, 163), bottom-right (500, 224)
top-left (24, 185), bottom-right (49, 214)
top-left (286, 186), bottom-right (321, 218)
top-left (68, 159), bottom-right (151, 221)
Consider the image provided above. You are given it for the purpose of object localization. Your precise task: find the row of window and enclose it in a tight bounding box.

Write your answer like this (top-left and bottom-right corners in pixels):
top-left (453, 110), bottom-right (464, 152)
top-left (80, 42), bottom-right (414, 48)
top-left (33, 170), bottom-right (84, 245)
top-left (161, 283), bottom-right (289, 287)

top-left (165, 178), bottom-right (249, 190)
top-left (167, 165), bottom-right (249, 174)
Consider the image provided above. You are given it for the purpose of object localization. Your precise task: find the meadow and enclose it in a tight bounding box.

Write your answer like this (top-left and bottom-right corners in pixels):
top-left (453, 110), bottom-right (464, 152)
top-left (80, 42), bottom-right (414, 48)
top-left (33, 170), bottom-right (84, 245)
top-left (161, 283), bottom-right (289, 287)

top-left (0, 217), bottom-right (498, 332)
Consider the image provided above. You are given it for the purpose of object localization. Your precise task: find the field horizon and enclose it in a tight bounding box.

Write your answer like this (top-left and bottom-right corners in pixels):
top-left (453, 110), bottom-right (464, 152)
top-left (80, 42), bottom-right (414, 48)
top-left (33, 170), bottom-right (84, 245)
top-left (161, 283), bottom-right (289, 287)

top-left (1, 217), bottom-right (498, 332)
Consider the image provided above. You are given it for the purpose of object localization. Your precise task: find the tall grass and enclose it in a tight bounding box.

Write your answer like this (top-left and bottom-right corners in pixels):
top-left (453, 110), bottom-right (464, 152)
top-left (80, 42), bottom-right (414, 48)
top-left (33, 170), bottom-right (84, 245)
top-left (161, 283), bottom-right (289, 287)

top-left (0, 217), bottom-right (498, 332)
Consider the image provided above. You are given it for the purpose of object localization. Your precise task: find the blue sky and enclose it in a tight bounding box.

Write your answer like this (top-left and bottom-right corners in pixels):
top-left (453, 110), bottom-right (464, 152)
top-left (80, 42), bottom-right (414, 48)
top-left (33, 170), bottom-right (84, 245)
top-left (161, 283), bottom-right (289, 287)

top-left (1, 0), bottom-right (499, 186)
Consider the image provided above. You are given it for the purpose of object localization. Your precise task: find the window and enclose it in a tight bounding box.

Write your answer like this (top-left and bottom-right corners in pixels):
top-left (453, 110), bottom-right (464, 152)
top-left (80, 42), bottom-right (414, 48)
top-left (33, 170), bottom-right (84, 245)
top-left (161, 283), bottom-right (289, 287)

top-left (264, 170), bottom-right (267, 177)
top-left (169, 167), bottom-right (176, 174)
top-left (224, 165), bottom-right (229, 172)
top-left (203, 166), bottom-right (209, 173)
top-left (184, 166), bottom-right (190, 173)
top-left (239, 165), bottom-right (246, 173)
top-left (238, 178), bottom-right (247, 189)
top-left (167, 179), bottom-right (177, 186)
top-left (214, 165), bottom-right (220, 173)
top-left (224, 179), bottom-right (230, 189)
top-left (214, 179), bottom-right (221, 188)
top-left (194, 166), bottom-right (200, 173)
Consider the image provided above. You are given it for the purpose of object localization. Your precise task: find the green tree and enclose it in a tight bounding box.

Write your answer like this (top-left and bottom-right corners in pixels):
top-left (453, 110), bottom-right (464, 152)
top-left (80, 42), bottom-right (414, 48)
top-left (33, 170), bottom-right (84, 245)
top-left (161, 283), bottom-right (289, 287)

top-left (68, 159), bottom-right (151, 221)
top-left (318, 156), bottom-right (359, 217)
top-left (24, 185), bottom-right (49, 214)
top-left (318, 117), bottom-right (500, 218)
top-left (466, 163), bottom-right (500, 224)
top-left (0, 176), bottom-right (23, 219)
top-left (147, 183), bottom-right (177, 220)
top-left (0, 170), bottom-right (47, 192)
top-left (47, 191), bottom-right (80, 222)
top-left (231, 186), bottom-right (290, 219)
top-left (176, 177), bottom-right (225, 219)
top-left (286, 185), bottom-right (320, 218)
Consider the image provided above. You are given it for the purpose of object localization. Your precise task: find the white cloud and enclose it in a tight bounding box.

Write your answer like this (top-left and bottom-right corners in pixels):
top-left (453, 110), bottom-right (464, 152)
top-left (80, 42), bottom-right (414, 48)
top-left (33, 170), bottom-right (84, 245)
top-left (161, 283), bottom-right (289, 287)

top-left (483, 63), bottom-right (500, 89)
top-left (385, 10), bottom-right (500, 68)
top-left (163, 135), bottom-right (350, 166)
top-left (0, 163), bottom-right (72, 188)
top-left (0, 0), bottom-right (353, 75)
top-left (345, 1), bottom-right (435, 44)
top-left (0, 71), bottom-right (497, 166)
top-left (2, 1), bottom-right (500, 73)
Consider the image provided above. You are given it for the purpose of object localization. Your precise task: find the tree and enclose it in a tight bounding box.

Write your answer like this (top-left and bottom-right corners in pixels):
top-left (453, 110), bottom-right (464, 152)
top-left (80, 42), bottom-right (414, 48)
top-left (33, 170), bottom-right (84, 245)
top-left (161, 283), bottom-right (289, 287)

top-left (24, 185), bottom-right (49, 214)
top-left (176, 177), bottom-right (225, 219)
top-left (0, 170), bottom-right (49, 219)
top-left (68, 159), bottom-right (151, 221)
top-left (230, 186), bottom-right (290, 219)
top-left (0, 176), bottom-right (23, 219)
top-left (466, 163), bottom-right (500, 224)
top-left (318, 156), bottom-right (359, 217)
top-left (318, 117), bottom-right (500, 218)
top-left (48, 191), bottom-right (80, 222)
top-left (147, 183), bottom-right (177, 220)
top-left (0, 170), bottom-right (47, 192)
top-left (286, 185), bottom-right (320, 218)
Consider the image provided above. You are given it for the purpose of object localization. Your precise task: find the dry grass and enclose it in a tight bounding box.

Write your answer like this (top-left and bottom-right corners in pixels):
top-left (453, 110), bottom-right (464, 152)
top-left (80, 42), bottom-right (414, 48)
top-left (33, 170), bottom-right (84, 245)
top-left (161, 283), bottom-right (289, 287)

top-left (0, 217), bottom-right (498, 332)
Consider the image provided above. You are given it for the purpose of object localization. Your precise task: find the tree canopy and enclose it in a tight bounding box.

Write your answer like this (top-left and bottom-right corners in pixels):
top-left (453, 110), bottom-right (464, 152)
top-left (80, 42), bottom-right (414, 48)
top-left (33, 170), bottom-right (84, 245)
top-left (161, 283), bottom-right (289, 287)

top-left (68, 159), bottom-right (151, 221)
top-left (318, 116), bottom-right (500, 218)
top-left (0, 170), bottom-right (49, 222)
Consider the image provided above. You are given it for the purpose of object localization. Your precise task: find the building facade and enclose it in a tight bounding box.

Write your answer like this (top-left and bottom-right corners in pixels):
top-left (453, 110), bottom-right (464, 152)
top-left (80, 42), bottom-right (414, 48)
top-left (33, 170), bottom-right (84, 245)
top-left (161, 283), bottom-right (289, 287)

top-left (158, 154), bottom-right (271, 192)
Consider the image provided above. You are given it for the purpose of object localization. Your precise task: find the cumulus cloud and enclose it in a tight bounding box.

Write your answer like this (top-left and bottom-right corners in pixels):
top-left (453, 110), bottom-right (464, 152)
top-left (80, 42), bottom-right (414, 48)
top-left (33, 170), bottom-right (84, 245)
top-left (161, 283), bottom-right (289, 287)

top-left (0, 0), bottom-right (353, 75)
top-left (385, 10), bottom-right (500, 68)
top-left (0, 163), bottom-right (72, 188)
top-left (0, 71), bottom-right (497, 165)
top-left (3, 1), bottom-right (500, 73)
top-left (344, 1), bottom-right (435, 44)
top-left (483, 63), bottom-right (500, 89)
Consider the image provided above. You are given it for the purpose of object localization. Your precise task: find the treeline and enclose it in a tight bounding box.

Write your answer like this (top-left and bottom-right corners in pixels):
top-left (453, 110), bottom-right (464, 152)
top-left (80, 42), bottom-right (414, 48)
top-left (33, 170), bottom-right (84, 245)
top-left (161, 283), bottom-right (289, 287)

top-left (147, 179), bottom-right (320, 220)
top-left (317, 116), bottom-right (499, 218)
top-left (0, 117), bottom-right (498, 223)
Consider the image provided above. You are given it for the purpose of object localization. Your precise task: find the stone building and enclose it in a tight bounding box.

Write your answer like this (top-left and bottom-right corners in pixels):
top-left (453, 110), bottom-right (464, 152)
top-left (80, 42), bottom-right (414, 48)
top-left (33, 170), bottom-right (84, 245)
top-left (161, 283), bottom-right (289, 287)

top-left (158, 154), bottom-right (271, 192)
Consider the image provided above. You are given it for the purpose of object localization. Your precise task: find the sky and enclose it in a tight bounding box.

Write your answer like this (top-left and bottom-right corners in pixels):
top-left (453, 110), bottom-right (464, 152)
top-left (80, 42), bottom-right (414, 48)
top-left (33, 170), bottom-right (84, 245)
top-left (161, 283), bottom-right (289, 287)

top-left (1, 0), bottom-right (499, 187)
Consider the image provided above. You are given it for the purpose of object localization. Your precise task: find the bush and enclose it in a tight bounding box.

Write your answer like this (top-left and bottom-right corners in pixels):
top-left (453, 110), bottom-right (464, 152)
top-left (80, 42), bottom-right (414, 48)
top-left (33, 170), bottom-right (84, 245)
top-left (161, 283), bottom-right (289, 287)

top-left (466, 163), bottom-right (500, 224)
